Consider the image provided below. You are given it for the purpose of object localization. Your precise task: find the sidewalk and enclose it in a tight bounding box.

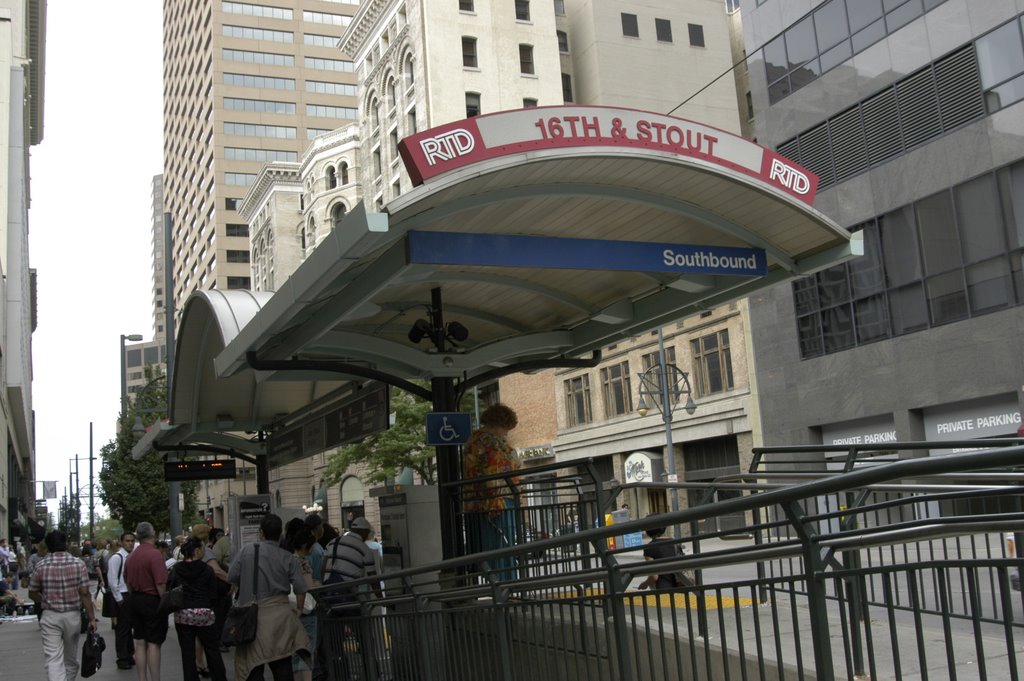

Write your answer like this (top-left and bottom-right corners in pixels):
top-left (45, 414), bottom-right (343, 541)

top-left (1, 587), bottom-right (236, 681)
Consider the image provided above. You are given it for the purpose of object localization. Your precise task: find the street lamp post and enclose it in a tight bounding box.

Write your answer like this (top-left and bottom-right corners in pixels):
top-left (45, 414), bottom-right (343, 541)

top-left (120, 333), bottom-right (144, 415)
top-left (131, 374), bottom-right (181, 537)
top-left (636, 327), bottom-right (696, 537)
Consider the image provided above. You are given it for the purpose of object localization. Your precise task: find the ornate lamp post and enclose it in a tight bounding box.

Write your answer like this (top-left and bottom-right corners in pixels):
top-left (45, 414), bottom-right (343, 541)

top-left (636, 328), bottom-right (696, 536)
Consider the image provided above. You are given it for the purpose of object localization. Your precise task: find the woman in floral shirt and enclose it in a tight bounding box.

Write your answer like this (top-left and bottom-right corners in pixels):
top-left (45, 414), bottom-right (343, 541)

top-left (463, 404), bottom-right (521, 581)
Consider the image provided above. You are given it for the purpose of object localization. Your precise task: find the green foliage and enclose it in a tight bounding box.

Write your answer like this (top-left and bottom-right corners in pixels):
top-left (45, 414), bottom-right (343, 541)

top-left (98, 366), bottom-right (200, 535)
top-left (324, 387), bottom-right (436, 486)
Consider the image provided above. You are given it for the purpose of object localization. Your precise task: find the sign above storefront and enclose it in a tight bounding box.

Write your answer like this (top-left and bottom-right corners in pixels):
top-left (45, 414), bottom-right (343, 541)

top-left (923, 394), bottom-right (1021, 443)
top-left (821, 414), bottom-right (898, 447)
top-left (398, 106), bottom-right (819, 203)
top-left (407, 231), bottom-right (767, 277)
top-left (624, 452), bottom-right (663, 484)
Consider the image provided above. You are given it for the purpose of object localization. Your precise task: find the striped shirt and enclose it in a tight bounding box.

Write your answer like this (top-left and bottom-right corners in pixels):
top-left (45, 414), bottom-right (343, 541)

top-left (27, 552), bottom-right (89, 613)
top-left (323, 532), bottom-right (377, 585)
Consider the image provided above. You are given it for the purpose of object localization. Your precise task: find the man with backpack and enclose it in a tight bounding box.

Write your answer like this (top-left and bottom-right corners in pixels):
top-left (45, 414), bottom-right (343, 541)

top-left (106, 531), bottom-right (136, 670)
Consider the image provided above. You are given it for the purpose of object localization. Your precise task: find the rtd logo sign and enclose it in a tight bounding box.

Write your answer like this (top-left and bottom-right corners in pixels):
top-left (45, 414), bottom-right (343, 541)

top-left (419, 129), bottom-right (476, 166)
top-left (769, 158), bottom-right (811, 195)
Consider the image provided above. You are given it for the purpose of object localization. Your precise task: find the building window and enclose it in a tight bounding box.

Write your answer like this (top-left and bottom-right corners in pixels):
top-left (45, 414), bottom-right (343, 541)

top-left (407, 107), bottom-right (417, 134)
top-left (519, 44), bottom-right (535, 74)
top-left (655, 18), bottom-right (672, 43)
top-left (691, 330), bottom-right (733, 396)
top-left (745, 91), bottom-right (754, 120)
top-left (462, 36), bottom-right (478, 68)
top-left (977, 16), bottom-right (1024, 113)
top-left (515, 0), bottom-right (530, 21)
top-left (564, 375), bottom-right (592, 427)
top-left (640, 346), bottom-right (678, 399)
top-left (557, 30), bottom-right (569, 52)
top-left (561, 72), bottom-right (573, 102)
top-left (225, 198), bottom-right (241, 211)
top-left (466, 92), bottom-right (481, 117)
top-left (523, 98), bottom-right (538, 108)
top-left (459, 0), bottom-right (474, 11)
top-left (370, 98), bottom-right (380, 128)
top-left (373, 147), bottom-right (382, 176)
top-left (327, 166), bottom-right (337, 189)
top-left (761, 0), bottom-right (954, 105)
top-left (621, 13), bottom-right (639, 38)
top-left (600, 361), bottom-right (632, 418)
top-left (387, 78), bottom-right (397, 110)
top-left (403, 53), bottom-right (415, 89)
top-left (554, 0), bottom-right (565, 16)
top-left (226, 223), bottom-right (249, 237)
top-left (688, 23), bottom-right (704, 47)
top-left (795, 158), bottom-right (1024, 358)
top-left (226, 276), bottom-right (251, 290)
top-left (226, 250), bottom-right (250, 263)
top-left (331, 203), bottom-right (347, 229)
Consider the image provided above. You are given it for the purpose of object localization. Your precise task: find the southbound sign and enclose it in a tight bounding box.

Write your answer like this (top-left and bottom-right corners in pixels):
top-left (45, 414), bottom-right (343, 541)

top-left (398, 105), bottom-right (818, 204)
top-left (407, 231), bottom-right (767, 277)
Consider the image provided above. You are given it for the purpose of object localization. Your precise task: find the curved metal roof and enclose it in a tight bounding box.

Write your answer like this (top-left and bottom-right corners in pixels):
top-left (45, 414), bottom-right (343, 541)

top-left (170, 108), bottom-right (860, 438)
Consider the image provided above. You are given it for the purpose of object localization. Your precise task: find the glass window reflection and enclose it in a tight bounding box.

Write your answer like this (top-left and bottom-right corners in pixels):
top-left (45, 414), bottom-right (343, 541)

top-left (813, 0), bottom-right (849, 51)
top-left (976, 21), bottom-right (1024, 89)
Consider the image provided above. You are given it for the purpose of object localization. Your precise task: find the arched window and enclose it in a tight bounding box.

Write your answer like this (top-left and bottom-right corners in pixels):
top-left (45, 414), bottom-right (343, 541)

top-left (299, 224), bottom-right (306, 250)
top-left (326, 165), bottom-right (337, 189)
top-left (369, 96), bottom-right (380, 129)
top-left (331, 203), bottom-right (347, 230)
top-left (266, 231), bottom-right (275, 287)
top-left (339, 476), bottom-right (365, 527)
top-left (306, 217), bottom-right (316, 249)
top-left (403, 53), bottom-right (415, 89)
top-left (340, 161), bottom-right (349, 185)
top-left (387, 77), bottom-right (397, 111)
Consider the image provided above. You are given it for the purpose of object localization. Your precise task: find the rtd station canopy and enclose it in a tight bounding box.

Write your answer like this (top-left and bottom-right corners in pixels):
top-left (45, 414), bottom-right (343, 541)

top-left (159, 106), bottom-right (860, 459)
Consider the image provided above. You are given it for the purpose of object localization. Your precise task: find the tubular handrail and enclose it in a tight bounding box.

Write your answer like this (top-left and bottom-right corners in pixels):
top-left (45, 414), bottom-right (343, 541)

top-left (313, 444), bottom-right (1024, 597)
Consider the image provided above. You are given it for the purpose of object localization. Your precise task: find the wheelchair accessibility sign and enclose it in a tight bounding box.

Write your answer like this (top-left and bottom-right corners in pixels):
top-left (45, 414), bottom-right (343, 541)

top-left (425, 412), bottom-right (472, 446)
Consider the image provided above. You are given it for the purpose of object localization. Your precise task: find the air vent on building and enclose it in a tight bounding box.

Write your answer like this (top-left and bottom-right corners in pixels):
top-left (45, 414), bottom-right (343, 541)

top-left (934, 46), bottom-right (985, 131)
top-left (862, 89), bottom-right (902, 166)
top-left (776, 138), bottom-right (799, 165)
top-left (896, 68), bottom-right (942, 149)
top-left (828, 106), bottom-right (868, 182)
top-left (796, 124), bottom-right (834, 188)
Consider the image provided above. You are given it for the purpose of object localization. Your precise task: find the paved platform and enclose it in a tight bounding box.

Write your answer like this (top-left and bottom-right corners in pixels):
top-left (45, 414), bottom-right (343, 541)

top-left (1, 587), bottom-right (237, 681)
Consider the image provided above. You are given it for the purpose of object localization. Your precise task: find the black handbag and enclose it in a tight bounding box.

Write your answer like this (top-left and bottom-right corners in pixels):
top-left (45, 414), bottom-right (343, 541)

top-left (80, 631), bottom-right (106, 677)
top-left (157, 586), bottom-right (184, 616)
top-left (222, 544), bottom-right (259, 647)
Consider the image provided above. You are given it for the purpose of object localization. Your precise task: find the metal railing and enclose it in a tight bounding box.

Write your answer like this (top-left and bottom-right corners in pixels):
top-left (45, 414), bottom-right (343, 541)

top-left (312, 443), bottom-right (1024, 681)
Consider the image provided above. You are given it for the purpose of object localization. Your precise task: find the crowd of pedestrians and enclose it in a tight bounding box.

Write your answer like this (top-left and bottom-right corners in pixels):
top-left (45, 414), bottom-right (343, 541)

top-left (13, 509), bottom-right (383, 681)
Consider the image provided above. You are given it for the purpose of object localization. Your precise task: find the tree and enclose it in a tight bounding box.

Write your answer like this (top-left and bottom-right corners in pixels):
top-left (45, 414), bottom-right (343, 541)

top-left (98, 366), bottom-right (200, 535)
top-left (324, 386), bottom-right (439, 486)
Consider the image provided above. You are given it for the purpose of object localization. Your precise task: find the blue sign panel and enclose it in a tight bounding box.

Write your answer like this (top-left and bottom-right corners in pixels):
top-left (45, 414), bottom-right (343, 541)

top-left (425, 412), bottom-right (473, 446)
top-left (407, 231), bottom-right (767, 277)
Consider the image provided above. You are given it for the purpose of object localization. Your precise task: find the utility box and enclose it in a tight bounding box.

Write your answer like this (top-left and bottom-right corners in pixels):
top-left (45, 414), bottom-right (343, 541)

top-left (371, 485), bottom-right (443, 572)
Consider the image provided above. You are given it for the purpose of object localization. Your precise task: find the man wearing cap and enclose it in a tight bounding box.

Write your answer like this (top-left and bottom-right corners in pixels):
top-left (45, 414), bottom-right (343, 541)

top-left (322, 517), bottom-right (382, 680)
top-left (322, 517), bottom-right (381, 594)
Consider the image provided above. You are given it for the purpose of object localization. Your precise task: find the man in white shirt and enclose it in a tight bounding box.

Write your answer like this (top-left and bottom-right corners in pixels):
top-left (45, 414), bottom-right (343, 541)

top-left (105, 532), bottom-right (136, 670)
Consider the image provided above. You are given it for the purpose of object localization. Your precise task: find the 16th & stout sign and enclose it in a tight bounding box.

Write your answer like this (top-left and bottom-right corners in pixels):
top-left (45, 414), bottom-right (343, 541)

top-left (398, 105), bottom-right (818, 204)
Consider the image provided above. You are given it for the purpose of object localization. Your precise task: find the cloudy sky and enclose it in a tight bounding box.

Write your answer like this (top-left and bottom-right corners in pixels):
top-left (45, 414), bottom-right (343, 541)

top-left (28, 1), bottom-right (163, 517)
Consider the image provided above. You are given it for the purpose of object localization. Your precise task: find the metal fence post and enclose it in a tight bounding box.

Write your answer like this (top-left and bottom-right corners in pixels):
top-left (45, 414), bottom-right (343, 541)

top-left (783, 500), bottom-right (836, 681)
top-left (603, 552), bottom-right (635, 681)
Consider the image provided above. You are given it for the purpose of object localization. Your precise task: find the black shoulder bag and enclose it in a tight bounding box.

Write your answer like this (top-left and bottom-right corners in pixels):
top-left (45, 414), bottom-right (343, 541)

top-left (222, 544), bottom-right (260, 647)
